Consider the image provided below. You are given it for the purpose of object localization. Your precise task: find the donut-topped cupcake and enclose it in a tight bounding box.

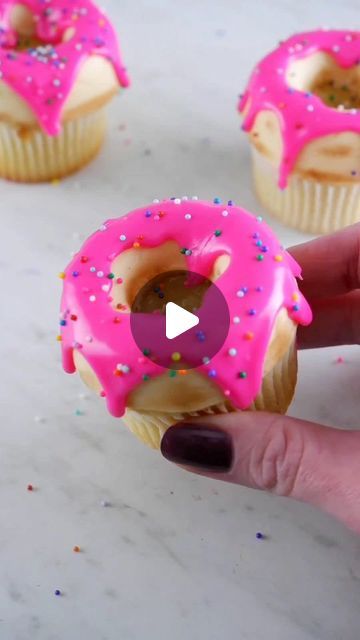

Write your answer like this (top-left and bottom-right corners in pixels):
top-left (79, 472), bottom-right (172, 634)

top-left (0, 0), bottom-right (129, 182)
top-left (59, 198), bottom-right (312, 449)
top-left (239, 30), bottom-right (360, 234)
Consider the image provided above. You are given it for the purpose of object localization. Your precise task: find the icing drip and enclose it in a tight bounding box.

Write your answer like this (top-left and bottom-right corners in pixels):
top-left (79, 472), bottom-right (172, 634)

top-left (60, 199), bottom-right (312, 418)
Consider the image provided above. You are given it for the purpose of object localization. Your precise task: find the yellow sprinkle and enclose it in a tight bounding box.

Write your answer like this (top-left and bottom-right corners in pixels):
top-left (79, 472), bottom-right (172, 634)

top-left (51, 178), bottom-right (60, 186)
top-left (171, 352), bottom-right (181, 362)
top-left (292, 292), bottom-right (300, 302)
top-left (56, 335), bottom-right (62, 342)
top-left (274, 254), bottom-right (283, 262)
top-left (58, 272), bottom-right (66, 279)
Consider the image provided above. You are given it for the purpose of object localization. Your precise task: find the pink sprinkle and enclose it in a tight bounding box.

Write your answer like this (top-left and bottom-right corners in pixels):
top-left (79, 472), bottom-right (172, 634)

top-left (100, 390), bottom-right (106, 397)
top-left (336, 357), bottom-right (345, 364)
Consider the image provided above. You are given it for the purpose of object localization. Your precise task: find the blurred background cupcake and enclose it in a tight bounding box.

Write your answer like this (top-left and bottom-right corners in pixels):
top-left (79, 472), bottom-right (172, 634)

top-left (0, 0), bottom-right (129, 182)
top-left (239, 30), bottom-right (360, 234)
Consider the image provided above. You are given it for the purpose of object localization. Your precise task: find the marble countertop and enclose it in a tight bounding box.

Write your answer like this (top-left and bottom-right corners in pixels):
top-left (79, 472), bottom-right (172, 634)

top-left (1, 1), bottom-right (360, 638)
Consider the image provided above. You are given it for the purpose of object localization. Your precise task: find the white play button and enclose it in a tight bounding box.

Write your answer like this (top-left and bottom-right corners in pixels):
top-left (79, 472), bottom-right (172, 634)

top-left (165, 302), bottom-right (199, 340)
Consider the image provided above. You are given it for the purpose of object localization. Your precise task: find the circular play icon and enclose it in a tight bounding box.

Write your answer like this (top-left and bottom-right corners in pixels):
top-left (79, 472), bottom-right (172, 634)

top-left (130, 270), bottom-right (230, 370)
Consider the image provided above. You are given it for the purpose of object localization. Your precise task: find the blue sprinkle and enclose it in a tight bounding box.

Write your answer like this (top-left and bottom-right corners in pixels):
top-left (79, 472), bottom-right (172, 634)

top-left (261, 245), bottom-right (269, 253)
top-left (60, 320), bottom-right (67, 326)
top-left (196, 331), bottom-right (206, 342)
top-left (159, 292), bottom-right (165, 299)
top-left (54, 589), bottom-right (62, 596)
top-left (252, 232), bottom-right (260, 239)
top-left (256, 286), bottom-right (264, 292)
top-left (241, 286), bottom-right (249, 294)
top-left (145, 210), bottom-right (152, 217)
top-left (213, 197), bottom-right (221, 204)
top-left (248, 309), bottom-right (257, 316)
top-left (256, 532), bottom-right (265, 540)
top-left (293, 304), bottom-right (300, 311)
top-left (227, 200), bottom-right (234, 206)
top-left (208, 369), bottom-right (217, 378)
top-left (72, 271), bottom-right (80, 277)
top-left (256, 240), bottom-right (262, 247)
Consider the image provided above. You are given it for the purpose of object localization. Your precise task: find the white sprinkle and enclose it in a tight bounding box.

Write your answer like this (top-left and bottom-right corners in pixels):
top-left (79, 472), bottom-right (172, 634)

top-left (53, 78), bottom-right (61, 87)
top-left (102, 284), bottom-right (110, 292)
top-left (233, 316), bottom-right (241, 324)
top-left (228, 348), bottom-right (237, 357)
top-left (345, 34), bottom-right (353, 42)
top-left (222, 210), bottom-right (229, 217)
top-left (90, 267), bottom-right (96, 273)
top-left (97, 271), bottom-right (104, 278)
top-left (236, 290), bottom-right (245, 298)
top-left (202, 357), bottom-right (210, 365)
top-left (185, 214), bottom-right (192, 220)
top-left (182, 196), bottom-right (189, 201)
top-left (89, 295), bottom-right (96, 302)
top-left (119, 235), bottom-right (127, 241)
top-left (85, 336), bottom-right (93, 343)
top-left (332, 45), bottom-right (340, 52)
top-left (99, 224), bottom-right (107, 231)
top-left (173, 198), bottom-right (181, 205)
top-left (192, 196), bottom-right (199, 200)
top-left (307, 104), bottom-right (314, 112)
top-left (153, 198), bottom-right (160, 203)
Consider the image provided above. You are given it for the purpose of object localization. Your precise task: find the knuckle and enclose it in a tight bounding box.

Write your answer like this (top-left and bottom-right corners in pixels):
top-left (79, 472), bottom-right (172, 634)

top-left (248, 415), bottom-right (305, 496)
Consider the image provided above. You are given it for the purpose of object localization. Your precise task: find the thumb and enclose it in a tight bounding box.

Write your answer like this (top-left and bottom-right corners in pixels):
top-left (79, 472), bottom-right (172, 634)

top-left (160, 413), bottom-right (360, 532)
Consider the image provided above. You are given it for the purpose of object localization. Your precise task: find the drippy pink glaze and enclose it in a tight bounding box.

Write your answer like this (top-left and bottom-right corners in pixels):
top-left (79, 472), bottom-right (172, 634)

top-left (60, 199), bottom-right (312, 418)
top-left (239, 30), bottom-right (360, 188)
top-left (0, 0), bottom-right (129, 134)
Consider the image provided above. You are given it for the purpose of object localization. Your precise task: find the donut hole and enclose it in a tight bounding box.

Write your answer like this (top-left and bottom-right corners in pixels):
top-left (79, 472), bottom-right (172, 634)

top-left (110, 241), bottom-right (230, 314)
top-left (5, 4), bottom-right (74, 50)
top-left (287, 51), bottom-right (360, 110)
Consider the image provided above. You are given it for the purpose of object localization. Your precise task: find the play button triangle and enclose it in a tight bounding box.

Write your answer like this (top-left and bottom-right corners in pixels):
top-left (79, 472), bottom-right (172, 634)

top-left (166, 302), bottom-right (199, 340)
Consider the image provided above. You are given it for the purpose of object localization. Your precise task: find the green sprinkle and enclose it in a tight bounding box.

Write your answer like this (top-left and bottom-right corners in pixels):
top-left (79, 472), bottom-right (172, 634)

top-left (257, 254), bottom-right (264, 261)
top-left (143, 374), bottom-right (150, 382)
top-left (169, 370), bottom-right (177, 378)
top-left (238, 371), bottom-right (247, 379)
top-left (107, 273), bottom-right (115, 279)
top-left (214, 230), bottom-right (222, 237)
top-left (143, 348), bottom-right (151, 356)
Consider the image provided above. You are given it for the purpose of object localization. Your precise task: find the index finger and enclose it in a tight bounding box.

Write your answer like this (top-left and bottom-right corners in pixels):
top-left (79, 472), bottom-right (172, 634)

top-left (288, 222), bottom-right (360, 299)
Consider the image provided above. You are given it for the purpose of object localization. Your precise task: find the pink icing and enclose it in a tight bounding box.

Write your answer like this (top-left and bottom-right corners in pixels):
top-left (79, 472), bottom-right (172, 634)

top-left (239, 30), bottom-right (360, 188)
top-left (0, 0), bottom-right (129, 134)
top-left (60, 199), bottom-right (312, 418)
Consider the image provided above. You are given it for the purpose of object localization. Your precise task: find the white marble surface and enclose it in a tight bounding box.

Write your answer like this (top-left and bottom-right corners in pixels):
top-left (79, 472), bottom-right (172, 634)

top-left (1, 1), bottom-right (360, 638)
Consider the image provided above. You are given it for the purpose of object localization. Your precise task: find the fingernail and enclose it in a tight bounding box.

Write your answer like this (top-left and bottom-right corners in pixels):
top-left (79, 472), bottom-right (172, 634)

top-left (161, 424), bottom-right (233, 472)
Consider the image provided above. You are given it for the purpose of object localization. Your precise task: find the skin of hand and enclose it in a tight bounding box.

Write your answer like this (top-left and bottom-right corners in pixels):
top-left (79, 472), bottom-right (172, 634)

top-left (161, 223), bottom-right (360, 533)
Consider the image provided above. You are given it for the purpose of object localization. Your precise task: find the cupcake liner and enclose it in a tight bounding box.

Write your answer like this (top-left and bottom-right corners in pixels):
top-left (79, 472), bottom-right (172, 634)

top-left (252, 148), bottom-right (360, 234)
top-left (123, 339), bottom-right (298, 450)
top-left (0, 108), bottom-right (107, 183)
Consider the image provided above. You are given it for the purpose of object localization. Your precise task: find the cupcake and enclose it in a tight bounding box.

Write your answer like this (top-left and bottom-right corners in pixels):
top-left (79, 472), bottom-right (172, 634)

top-left (239, 30), bottom-right (360, 234)
top-left (0, 1), bottom-right (129, 182)
top-left (59, 198), bottom-right (312, 449)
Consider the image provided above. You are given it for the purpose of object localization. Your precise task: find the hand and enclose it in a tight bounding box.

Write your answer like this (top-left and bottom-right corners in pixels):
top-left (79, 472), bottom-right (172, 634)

top-left (161, 223), bottom-right (360, 533)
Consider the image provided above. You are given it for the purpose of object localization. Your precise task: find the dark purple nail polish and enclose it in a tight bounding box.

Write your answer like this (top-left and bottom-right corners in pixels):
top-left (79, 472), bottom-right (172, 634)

top-left (161, 424), bottom-right (233, 472)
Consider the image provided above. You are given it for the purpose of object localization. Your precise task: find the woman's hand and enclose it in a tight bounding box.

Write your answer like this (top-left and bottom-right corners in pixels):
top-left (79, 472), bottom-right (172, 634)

top-left (161, 223), bottom-right (360, 532)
